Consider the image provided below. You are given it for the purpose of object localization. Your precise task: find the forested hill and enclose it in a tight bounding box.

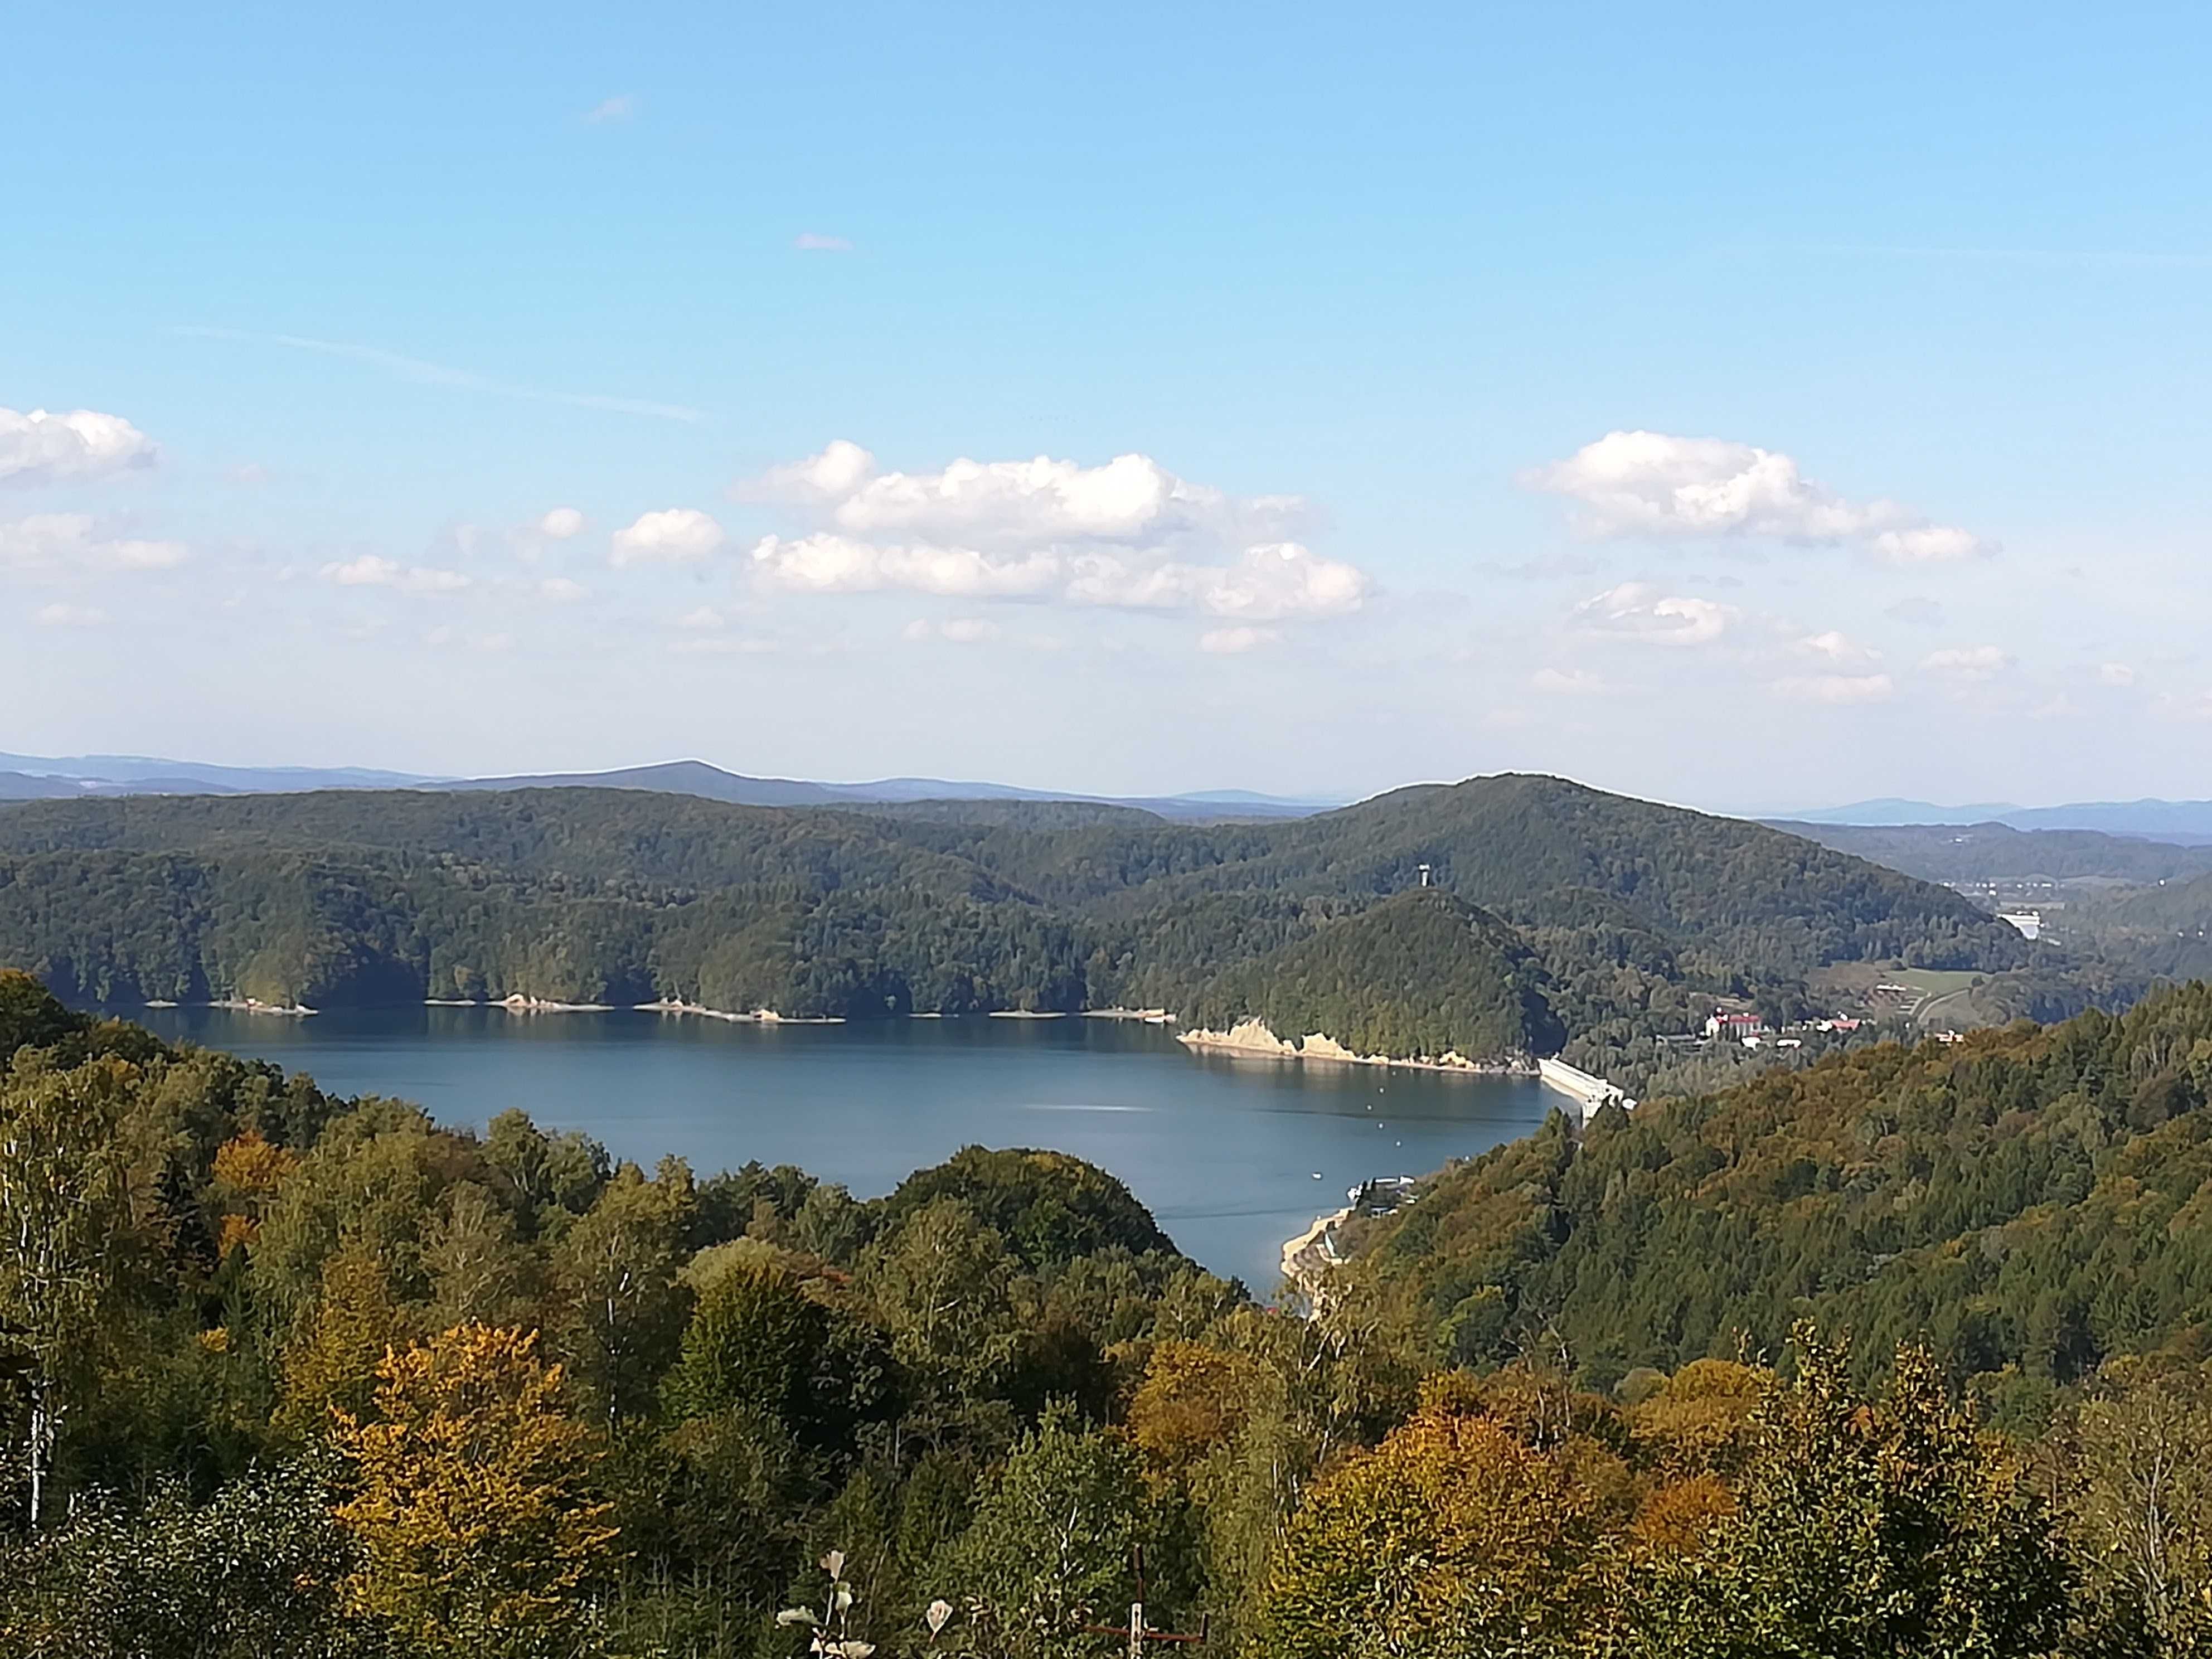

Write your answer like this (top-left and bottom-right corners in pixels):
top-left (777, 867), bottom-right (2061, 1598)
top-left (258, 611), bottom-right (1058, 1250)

top-left (1349, 979), bottom-right (2212, 1419)
top-left (0, 775), bottom-right (2039, 1064)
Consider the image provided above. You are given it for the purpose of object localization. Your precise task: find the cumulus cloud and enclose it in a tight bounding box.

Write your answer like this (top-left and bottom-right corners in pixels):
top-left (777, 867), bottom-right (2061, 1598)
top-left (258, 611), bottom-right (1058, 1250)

top-left (0, 407), bottom-right (159, 485)
top-left (738, 442), bottom-right (1365, 624)
top-left (1524, 430), bottom-right (1992, 562)
top-left (1531, 667), bottom-right (1611, 695)
top-left (1794, 629), bottom-right (1881, 664)
top-left (0, 513), bottom-right (186, 573)
top-left (794, 233), bottom-right (853, 252)
top-left (539, 577), bottom-right (589, 603)
top-left (1773, 672), bottom-right (1895, 704)
top-left (2098, 662), bottom-right (2137, 687)
top-left (1571, 582), bottom-right (1736, 647)
top-left (539, 507), bottom-right (585, 540)
top-left (320, 554), bottom-right (471, 593)
top-left (1921, 644), bottom-right (2014, 680)
top-left (35, 602), bottom-right (108, 628)
top-left (1199, 626), bottom-right (1278, 654)
top-left (675, 606), bottom-right (726, 630)
top-left (612, 508), bottom-right (725, 566)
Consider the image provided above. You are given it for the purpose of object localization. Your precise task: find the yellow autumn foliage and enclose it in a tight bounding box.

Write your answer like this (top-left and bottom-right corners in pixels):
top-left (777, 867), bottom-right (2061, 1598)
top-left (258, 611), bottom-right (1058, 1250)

top-left (331, 1322), bottom-right (619, 1657)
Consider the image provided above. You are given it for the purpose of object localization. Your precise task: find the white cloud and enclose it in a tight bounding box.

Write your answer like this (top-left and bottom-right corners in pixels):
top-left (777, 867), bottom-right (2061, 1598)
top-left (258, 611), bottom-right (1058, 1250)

top-left (1524, 430), bottom-right (1991, 561)
top-left (1869, 526), bottom-right (1985, 565)
top-left (1199, 626), bottom-right (1278, 654)
top-left (320, 554), bottom-right (470, 593)
top-left (1794, 629), bottom-right (1881, 664)
top-left (583, 94), bottom-right (633, 124)
top-left (794, 233), bottom-right (854, 252)
top-left (0, 407), bottom-right (158, 485)
top-left (612, 508), bottom-right (725, 566)
top-left (1572, 581), bottom-right (1737, 647)
top-left (675, 606), bottom-right (726, 630)
top-left (749, 533), bottom-right (1366, 620)
top-left (1531, 666), bottom-right (1610, 695)
top-left (738, 442), bottom-right (1365, 625)
top-left (743, 440), bottom-right (878, 505)
top-left (539, 577), bottom-right (589, 603)
top-left (2097, 662), bottom-right (2137, 687)
top-left (1921, 644), bottom-right (2014, 680)
top-left (35, 602), bottom-right (108, 628)
top-left (0, 512), bottom-right (186, 573)
top-left (539, 507), bottom-right (585, 540)
top-left (1773, 672), bottom-right (1895, 704)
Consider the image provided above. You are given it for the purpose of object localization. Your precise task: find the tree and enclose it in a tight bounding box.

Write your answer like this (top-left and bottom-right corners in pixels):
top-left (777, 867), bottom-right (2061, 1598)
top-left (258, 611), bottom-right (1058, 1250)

top-left (662, 1257), bottom-right (824, 1428)
top-left (553, 1162), bottom-right (691, 1427)
top-left (2069, 1361), bottom-right (2212, 1653)
top-left (940, 1406), bottom-right (1154, 1659)
top-left (423, 1180), bottom-right (526, 1330)
top-left (0, 1459), bottom-right (373, 1657)
top-left (1631, 1329), bottom-right (2080, 1658)
top-left (1262, 1389), bottom-right (1628, 1658)
top-left (0, 1059), bottom-right (130, 1527)
top-left (857, 1199), bottom-right (1021, 1398)
top-left (331, 1323), bottom-right (618, 1658)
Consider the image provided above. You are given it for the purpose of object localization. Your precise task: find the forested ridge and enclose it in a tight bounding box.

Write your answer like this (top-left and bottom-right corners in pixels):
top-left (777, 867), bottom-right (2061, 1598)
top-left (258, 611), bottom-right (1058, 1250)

top-left (8, 970), bottom-right (2212, 1655)
top-left (1350, 979), bottom-right (2212, 1422)
top-left (0, 774), bottom-right (2045, 1068)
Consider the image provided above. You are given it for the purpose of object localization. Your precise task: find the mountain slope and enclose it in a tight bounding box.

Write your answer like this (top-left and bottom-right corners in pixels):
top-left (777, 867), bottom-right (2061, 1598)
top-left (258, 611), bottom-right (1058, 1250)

top-left (1186, 889), bottom-right (1566, 1061)
top-left (0, 777), bottom-right (2043, 1050)
top-left (1350, 982), bottom-right (2212, 1404)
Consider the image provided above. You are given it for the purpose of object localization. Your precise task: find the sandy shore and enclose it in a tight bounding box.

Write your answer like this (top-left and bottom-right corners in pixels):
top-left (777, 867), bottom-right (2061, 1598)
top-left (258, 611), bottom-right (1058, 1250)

top-left (634, 999), bottom-right (843, 1025)
top-left (1280, 1205), bottom-right (1351, 1286)
top-left (1180, 1019), bottom-right (1534, 1077)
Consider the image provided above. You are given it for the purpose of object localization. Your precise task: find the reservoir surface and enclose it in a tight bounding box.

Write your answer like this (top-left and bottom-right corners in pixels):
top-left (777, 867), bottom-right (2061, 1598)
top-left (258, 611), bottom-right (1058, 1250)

top-left (122, 1006), bottom-right (1557, 1289)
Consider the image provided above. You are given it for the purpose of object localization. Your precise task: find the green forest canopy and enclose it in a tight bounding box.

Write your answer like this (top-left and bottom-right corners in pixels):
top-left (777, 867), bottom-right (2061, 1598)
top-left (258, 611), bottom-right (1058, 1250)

top-left (0, 774), bottom-right (2053, 1067)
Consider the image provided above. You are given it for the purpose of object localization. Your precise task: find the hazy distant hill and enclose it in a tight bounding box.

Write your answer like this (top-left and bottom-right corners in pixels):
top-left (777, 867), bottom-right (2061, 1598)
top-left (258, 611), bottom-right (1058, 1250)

top-left (1786, 794), bottom-right (2212, 845)
top-left (0, 775), bottom-right (2040, 1070)
top-left (0, 751), bottom-right (1332, 823)
top-left (1772, 819), bottom-right (2212, 885)
top-left (0, 751), bottom-right (431, 794)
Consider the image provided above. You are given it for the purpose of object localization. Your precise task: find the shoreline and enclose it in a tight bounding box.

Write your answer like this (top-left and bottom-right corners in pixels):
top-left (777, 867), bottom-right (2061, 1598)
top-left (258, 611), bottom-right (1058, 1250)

top-left (207, 998), bottom-right (317, 1017)
top-left (633, 999), bottom-right (844, 1025)
top-left (1280, 1204), bottom-right (1351, 1287)
top-left (1180, 1019), bottom-right (1535, 1077)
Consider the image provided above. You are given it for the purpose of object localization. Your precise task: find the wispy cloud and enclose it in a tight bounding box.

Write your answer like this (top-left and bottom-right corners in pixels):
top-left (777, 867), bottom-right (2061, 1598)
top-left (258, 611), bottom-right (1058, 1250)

top-left (174, 327), bottom-right (706, 423)
top-left (794, 232), bottom-right (854, 253)
top-left (583, 94), bottom-right (634, 124)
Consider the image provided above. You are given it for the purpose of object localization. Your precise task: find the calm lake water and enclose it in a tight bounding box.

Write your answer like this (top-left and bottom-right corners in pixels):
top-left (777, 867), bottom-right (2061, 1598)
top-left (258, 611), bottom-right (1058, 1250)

top-left (120, 1006), bottom-right (1556, 1289)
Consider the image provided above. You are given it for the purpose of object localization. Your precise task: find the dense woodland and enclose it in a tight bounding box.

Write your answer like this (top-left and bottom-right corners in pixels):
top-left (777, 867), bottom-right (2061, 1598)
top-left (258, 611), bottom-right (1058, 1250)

top-left (7, 969), bottom-right (2212, 1655)
top-left (0, 775), bottom-right (2056, 1068)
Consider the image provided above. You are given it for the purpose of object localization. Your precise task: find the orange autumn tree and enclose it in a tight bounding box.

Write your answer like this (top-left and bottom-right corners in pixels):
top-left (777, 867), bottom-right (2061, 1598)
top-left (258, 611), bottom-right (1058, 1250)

top-left (331, 1322), bottom-right (620, 1657)
top-left (1262, 1375), bottom-right (1634, 1658)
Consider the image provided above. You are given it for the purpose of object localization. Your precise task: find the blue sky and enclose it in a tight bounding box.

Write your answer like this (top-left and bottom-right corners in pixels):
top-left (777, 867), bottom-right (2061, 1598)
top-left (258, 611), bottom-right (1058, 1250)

top-left (6, 1), bottom-right (2210, 808)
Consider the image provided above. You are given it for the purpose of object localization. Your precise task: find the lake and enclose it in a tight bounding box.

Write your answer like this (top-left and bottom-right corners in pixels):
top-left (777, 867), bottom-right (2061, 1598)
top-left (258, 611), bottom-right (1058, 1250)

top-left (121, 1006), bottom-right (1558, 1289)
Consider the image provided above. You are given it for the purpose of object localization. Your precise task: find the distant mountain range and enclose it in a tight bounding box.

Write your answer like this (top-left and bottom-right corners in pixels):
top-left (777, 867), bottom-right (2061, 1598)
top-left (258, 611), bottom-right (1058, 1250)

top-left (0, 753), bottom-right (1337, 823)
top-left (1782, 796), bottom-right (2212, 846)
